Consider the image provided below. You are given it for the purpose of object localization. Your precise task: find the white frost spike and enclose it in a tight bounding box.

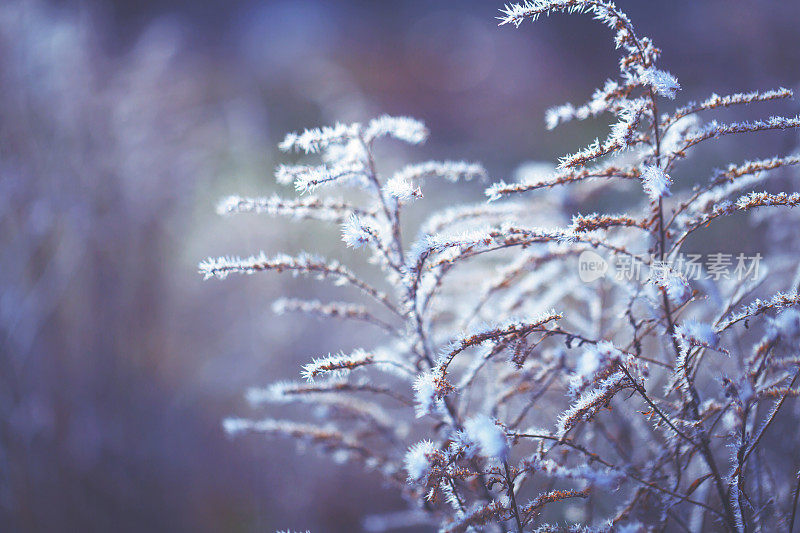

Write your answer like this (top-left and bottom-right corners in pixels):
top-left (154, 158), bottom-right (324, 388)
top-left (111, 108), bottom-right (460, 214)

top-left (393, 161), bottom-right (487, 184)
top-left (535, 457), bottom-right (624, 490)
top-left (364, 115), bottom-right (428, 145)
top-left (323, 138), bottom-right (367, 166)
top-left (464, 415), bottom-right (508, 460)
top-left (546, 103), bottom-right (576, 130)
top-left (661, 115), bottom-right (700, 155)
top-left (569, 340), bottom-right (623, 396)
top-left (664, 275), bottom-right (692, 306)
top-left (608, 98), bottom-right (648, 148)
top-left (544, 80), bottom-right (622, 130)
top-left (341, 214), bottom-right (372, 248)
top-left (413, 371), bottom-right (439, 418)
top-left (577, 341), bottom-right (619, 376)
top-left (301, 350), bottom-right (374, 381)
top-left (641, 67), bottom-right (681, 99)
top-left (641, 165), bottom-right (672, 201)
top-left (557, 372), bottom-right (627, 438)
top-left (215, 194), bottom-right (359, 223)
top-left (675, 320), bottom-right (720, 350)
top-left (279, 122), bottom-right (361, 153)
top-left (276, 162), bottom-right (366, 193)
top-left (384, 175), bottom-right (421, 201)
top-left (649, 262), bottom-right (692, 305)
top-left (404, 440), bottom-right (437, 481)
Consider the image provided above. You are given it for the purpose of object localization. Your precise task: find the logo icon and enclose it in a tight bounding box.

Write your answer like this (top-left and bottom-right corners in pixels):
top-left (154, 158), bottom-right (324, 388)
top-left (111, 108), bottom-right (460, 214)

top-left (578, 250), bottom-right (609, 283)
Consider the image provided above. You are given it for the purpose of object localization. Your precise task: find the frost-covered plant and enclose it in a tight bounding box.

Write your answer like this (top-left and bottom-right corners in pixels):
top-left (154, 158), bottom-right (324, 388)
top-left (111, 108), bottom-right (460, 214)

top-left (203, 2), bottom-right (800, 531)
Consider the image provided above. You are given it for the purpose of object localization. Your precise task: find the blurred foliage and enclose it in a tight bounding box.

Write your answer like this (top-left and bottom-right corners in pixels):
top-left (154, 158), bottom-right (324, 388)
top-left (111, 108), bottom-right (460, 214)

top-left (0, 0), bottom-right (797, 531)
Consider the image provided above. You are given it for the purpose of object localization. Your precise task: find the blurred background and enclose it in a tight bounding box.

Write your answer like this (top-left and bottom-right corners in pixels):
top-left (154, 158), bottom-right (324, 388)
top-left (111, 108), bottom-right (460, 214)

top-left (0, 0), bottom-right (798, 531)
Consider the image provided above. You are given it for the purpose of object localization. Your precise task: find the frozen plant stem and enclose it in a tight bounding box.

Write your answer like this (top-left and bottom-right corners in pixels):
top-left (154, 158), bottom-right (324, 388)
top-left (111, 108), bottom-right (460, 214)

top-left (646, 44), bottom-right (739, 532)
top-left (503, 460), bottom-right (524, 533)
top-left (204, 2), bottom-right (800, 531)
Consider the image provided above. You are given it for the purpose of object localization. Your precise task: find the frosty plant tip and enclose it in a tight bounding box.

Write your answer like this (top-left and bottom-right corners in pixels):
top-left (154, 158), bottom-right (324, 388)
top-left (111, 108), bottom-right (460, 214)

top-left (202, 2), bottom-right (800, 531)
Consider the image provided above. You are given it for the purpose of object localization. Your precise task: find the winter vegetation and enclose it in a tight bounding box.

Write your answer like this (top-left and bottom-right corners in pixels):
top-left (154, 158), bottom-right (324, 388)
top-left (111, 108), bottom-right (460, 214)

top-left (203, 2), bottom-right (800, 531)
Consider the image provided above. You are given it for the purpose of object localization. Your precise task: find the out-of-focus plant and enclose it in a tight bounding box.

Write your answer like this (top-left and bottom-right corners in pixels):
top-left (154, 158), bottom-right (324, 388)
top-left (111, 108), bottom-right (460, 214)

top-left (0, 1), bottom-right (244, 530)
top-left (205, 2), bottom-right (800, 531)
